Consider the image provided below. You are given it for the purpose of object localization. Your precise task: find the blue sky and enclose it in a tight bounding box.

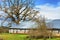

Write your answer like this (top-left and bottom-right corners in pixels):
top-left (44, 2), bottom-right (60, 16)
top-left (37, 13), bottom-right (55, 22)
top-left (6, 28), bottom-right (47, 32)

top-left (34, 0), bottom-right (60, 19)
top-left (35, 0), bottom-right (60, 6)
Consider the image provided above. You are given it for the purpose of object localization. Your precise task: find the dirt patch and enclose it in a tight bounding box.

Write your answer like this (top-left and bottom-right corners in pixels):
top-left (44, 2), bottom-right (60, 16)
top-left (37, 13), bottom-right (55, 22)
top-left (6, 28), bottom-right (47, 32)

top-left (0, 38), bottom-right (3, 40)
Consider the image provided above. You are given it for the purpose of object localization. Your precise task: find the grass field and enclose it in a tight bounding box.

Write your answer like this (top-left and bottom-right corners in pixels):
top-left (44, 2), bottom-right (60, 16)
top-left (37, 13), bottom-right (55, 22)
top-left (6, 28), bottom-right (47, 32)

top-left (0, 33), bottom-right (28, 40)
top-left (0, 33), bottom-right (60, 40)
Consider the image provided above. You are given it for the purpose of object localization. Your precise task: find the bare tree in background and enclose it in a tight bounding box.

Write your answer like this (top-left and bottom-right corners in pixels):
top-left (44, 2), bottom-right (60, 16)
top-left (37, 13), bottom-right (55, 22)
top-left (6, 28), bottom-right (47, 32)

top-left (28, 16), bottom-right (52, 40)
top-left (0, 0), bottom-right (39, 26)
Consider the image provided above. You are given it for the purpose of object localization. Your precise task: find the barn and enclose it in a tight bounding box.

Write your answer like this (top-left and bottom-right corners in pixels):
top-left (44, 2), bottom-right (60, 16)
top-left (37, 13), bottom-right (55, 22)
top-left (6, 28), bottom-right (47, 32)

top-left (9, 21), bottom-right (36, 34)
top-left (9, 19), bottom-right (60, 37)
top-left (9, 28), bottom-right (30, 34)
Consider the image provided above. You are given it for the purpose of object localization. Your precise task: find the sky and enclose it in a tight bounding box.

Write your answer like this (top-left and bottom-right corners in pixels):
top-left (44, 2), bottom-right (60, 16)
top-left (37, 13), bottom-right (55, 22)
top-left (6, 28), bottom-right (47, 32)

top-left (35, 0), bottom-right (60, 20)
top-left (0, 0), bottom-right (60, 28)
top-left (0, 0), bottom-right (60, 20)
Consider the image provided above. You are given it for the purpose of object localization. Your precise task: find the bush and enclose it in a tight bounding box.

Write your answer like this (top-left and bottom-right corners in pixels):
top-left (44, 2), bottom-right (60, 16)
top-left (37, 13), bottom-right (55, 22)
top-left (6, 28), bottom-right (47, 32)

top-left (0, 27), bottom-right (9, 33)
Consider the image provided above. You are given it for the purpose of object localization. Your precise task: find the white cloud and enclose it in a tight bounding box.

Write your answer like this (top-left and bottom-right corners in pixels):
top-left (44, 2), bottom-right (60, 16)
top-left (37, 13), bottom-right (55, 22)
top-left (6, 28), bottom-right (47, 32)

top-left (35, 4), bottom-right (60, 20)
top-left (0, 11), bottom-right (8, 17)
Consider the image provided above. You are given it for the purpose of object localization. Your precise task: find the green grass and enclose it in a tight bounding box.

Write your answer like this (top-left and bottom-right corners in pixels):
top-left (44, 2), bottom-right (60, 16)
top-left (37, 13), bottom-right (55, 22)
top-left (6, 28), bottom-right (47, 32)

top-left (0, 33), bottom-right (60, 40)
top-left (0, 33), bottom-right (28, 40)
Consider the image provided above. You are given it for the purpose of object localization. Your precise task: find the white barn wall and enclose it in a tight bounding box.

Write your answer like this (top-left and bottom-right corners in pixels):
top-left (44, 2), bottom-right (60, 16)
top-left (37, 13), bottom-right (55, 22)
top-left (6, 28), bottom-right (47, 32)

top-left (9, 29), bottom-right (29, 34)
top-left (14, 29), bottom-right (17, 33)
top-left (9, 28), bottom-right (60, 37)
top-left (9, 29), bottom-right (14, 33)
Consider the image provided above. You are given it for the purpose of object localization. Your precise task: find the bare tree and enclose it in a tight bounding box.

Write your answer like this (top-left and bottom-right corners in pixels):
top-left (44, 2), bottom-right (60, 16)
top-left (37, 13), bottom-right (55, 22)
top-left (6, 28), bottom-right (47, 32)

top-left (0, 0), bottom-right (39, 26)
top-left (28, 16), bottom-right (52, 40)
